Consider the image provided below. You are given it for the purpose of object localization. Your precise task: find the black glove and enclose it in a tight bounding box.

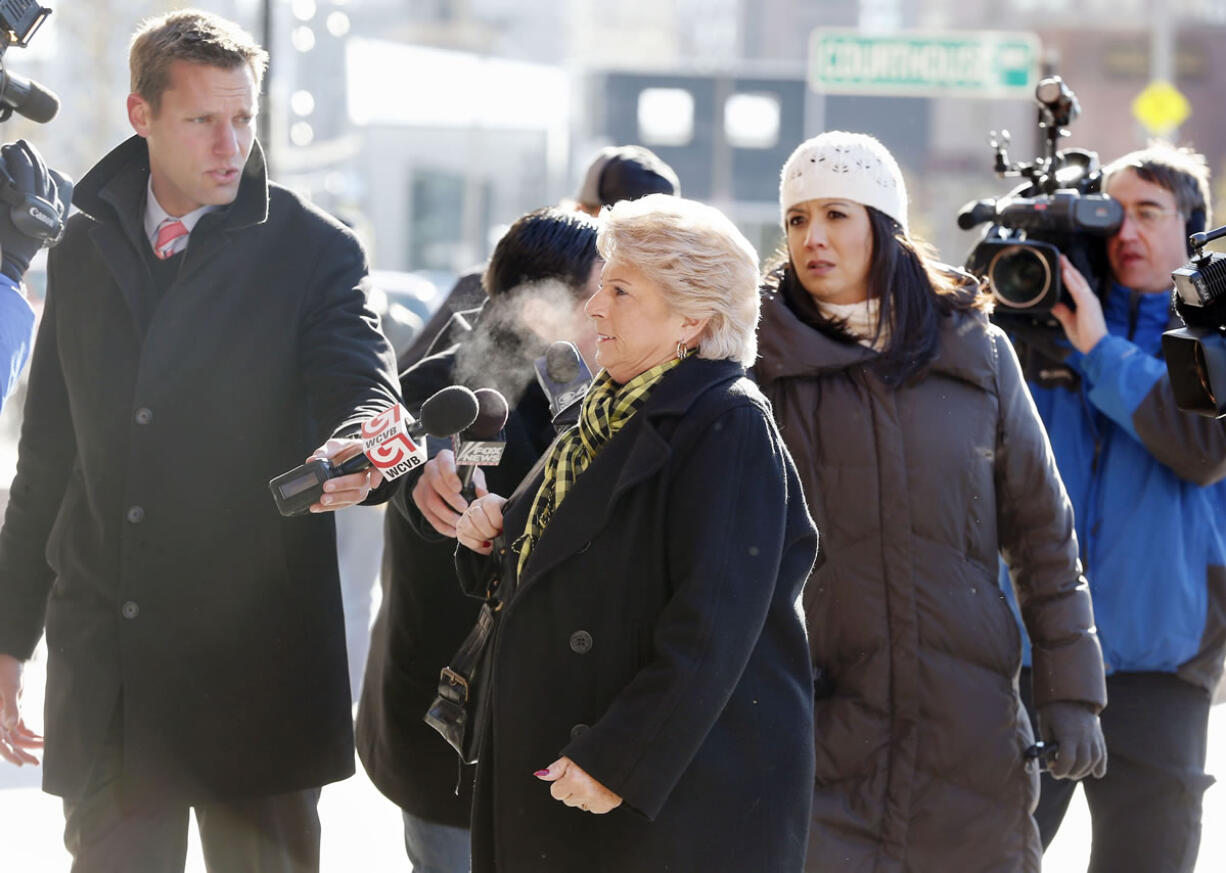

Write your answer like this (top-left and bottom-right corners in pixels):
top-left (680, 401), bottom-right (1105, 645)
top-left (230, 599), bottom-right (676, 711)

top-left (1037, 701), bottom-right (1108, 781)
top-left (0, 139), bottom-right (72, 282)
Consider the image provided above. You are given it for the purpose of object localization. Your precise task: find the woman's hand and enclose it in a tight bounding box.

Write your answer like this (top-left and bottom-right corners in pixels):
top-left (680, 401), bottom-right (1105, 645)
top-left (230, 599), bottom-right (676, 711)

top-left (535, 756), bottom-right (623, 814)
top-left (455, 493), bottom-right (507, 555)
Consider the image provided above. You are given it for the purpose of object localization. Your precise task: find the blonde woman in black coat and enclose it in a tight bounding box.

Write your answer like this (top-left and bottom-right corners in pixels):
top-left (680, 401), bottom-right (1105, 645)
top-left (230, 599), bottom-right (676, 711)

top-left (454, 194), bottom-right (818, 873)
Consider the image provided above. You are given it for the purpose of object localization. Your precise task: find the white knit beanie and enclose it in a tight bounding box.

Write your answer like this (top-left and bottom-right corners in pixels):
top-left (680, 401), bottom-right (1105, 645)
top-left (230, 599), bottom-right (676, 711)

top-left (779, 131), bottom-right (909, 233)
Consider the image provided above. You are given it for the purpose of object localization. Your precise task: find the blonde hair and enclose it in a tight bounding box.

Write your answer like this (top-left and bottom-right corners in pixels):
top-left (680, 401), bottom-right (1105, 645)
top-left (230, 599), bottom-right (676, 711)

top-left (130, 9), bottom-right (268, 113)
top-left (597, 194), bottom-right (760, 366)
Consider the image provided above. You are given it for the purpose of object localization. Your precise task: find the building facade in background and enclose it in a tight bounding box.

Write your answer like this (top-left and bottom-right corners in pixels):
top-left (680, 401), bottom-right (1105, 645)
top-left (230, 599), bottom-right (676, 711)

top-left (3, 0), bottom-right (1225, 280)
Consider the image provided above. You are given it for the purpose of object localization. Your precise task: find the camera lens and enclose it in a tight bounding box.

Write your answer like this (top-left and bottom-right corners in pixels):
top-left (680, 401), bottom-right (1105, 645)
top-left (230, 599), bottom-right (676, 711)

top-left (988, 245), bottom-right (1052, 309)
top-left (1193, 342), bottom-right (1218, 407)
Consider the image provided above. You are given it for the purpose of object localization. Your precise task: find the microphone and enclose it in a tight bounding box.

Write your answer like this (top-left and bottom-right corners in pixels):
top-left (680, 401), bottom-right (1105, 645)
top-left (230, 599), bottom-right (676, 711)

top-left (0, 68), bottom-right (58, 124)
top-left (957, 198), bottom-right (998, 231)
top-left (269, 386), bottom-right (480, 517)
top-left (453, 388), bottom-right (509, 500)
top-left (534, 341), bottom-right (592, 433)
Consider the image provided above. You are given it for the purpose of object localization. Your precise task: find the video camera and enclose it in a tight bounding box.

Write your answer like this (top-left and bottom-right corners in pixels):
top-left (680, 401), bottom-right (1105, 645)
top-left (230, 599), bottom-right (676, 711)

top-left (0, 0), bottom-right (56, 124)
top-left (1162, 224), bottom-right (1226, 417)
top-left (959, 77), bottom-right (1122, 320)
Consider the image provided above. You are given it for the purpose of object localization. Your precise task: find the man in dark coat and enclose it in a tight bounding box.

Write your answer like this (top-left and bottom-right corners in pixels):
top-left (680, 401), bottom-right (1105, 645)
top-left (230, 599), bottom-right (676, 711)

top-left (356, 350), bottom-right (556, 864)
top-left (357, 207), bottom-right (600, 872)
top-left (0, 11), bottom-right (398, 872)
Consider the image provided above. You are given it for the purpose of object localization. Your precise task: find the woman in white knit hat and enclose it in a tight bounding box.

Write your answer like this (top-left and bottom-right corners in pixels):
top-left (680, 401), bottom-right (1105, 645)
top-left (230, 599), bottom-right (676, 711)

top-left (753, 131), bottom-right (1110, 873)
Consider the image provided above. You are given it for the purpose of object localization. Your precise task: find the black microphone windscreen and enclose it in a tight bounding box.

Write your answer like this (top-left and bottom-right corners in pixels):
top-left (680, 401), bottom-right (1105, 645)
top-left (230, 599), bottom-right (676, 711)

top-left (418, 385), bottom-right (479, 437)
top-left (467, 388), bottom-right (509, 439)
top-left (545, 341), bottom-right (581, 383)
top-left (5, 75), bottom-right (59, 124)
top-left (21, 81), bottom-right (58, 124)
top-left (957, 199), bottom-right (999, 231)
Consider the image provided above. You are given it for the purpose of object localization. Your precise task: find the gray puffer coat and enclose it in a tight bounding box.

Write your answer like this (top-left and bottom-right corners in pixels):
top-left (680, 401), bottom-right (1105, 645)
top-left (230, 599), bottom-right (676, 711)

top-left (754, 285), bottom-right (1106, 873)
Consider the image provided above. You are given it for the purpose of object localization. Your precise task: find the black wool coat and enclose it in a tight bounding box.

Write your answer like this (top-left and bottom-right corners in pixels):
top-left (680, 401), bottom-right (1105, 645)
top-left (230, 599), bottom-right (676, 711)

top-left (357, 342), bottom-right (556, 826)
top-left (457, 357), bottom-right (818, 873)
top-left (0, 135), bottom-right (400, 803)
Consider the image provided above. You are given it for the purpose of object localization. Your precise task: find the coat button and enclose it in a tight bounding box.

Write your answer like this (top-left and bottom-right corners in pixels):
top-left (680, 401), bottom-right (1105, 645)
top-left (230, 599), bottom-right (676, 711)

top-left (569, 630), bottom-right (593, 654)
top-left (121, 601), bottom-right (140, 619)
top-left (570, 723), bottom-right (589, 740)
top-left (134, 407), bottom-right (153, 425)
top-left (126, 505), bottom-right (145, 524)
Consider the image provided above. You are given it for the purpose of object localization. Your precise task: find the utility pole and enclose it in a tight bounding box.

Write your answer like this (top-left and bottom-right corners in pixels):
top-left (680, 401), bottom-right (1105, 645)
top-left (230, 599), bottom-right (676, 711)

top-left (259, 0), bottom-right (274, 177)
top-left (1150, 0), bottom-right (1174, 87)
top-left (1149, 0), bottom-right (1182, 141)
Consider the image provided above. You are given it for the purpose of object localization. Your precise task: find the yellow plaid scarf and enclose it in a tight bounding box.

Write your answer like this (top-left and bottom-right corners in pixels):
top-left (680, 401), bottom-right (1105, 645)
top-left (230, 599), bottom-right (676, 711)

top-left (515, 357), bottom-right (682, 578)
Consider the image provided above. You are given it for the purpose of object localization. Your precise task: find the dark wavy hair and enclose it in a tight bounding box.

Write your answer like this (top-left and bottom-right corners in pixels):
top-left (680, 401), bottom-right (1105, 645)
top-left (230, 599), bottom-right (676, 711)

top-left (767, 206), bottom-right (991, 385)
top-left (1103, 143), bottom-right (1212, 230)
top-left (483, 208), bottom-right (601, 298)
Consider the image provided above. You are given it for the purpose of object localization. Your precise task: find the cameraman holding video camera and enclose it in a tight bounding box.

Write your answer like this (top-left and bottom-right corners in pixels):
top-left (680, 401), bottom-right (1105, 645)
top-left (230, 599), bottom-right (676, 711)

top-left (0, 139), bottom-right (67, 412)
top-left (1012, 143), bottom-right (1226, 873)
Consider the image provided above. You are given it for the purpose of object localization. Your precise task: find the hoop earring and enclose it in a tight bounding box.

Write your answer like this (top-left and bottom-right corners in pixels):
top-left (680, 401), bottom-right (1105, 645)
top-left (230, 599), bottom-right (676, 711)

top-left (676, 340), bottom-right (689, 361)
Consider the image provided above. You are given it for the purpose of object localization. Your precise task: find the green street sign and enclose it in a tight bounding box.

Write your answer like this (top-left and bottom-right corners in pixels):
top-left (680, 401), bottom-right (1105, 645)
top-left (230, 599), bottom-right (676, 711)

top-left (809, 29), bottom-right (1041, 98)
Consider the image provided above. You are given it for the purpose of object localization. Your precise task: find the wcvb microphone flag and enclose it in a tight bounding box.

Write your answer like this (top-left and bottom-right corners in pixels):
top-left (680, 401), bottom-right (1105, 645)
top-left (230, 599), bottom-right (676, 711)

top-left (360, 404), bottom-right (426, 479)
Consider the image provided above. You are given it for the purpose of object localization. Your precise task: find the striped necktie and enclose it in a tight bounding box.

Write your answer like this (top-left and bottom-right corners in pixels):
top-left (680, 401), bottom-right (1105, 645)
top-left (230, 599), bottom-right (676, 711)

top-left (154, 217), bottom-right (188, 260)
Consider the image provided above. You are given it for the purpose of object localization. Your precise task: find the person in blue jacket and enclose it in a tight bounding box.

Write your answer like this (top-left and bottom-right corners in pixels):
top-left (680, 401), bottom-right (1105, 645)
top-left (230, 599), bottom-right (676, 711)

top-left (0, 139), bottom-right (70, 414)
top-left (1006, 143), bottom-right (1226, 873)
top-left (0, 278), bottom-right (34, 412)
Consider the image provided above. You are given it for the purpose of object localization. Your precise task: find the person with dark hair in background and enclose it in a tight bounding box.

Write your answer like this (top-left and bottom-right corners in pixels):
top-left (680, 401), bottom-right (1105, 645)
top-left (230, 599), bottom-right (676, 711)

top-left (398, 144), bottom-right (680, 369)
top-left (754, 131), bottom-right (1108, 873)
top-left (570, 144), bottom-right (680, 217)
top-left (1007, 143), bottom-right (1226, 873)
top-left (357, 207), bottom-right (601, 873)
top-left (0, 140), bottom-right (71, 414)
top-left (0, 11), bottom-right (399, 873)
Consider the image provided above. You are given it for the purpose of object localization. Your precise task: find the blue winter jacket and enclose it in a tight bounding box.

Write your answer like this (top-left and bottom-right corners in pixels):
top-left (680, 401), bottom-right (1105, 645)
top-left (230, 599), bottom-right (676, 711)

top-left (0, 274), bottom-right (33, 412)
top-left (1001, 282), bottom-right (1226, 692)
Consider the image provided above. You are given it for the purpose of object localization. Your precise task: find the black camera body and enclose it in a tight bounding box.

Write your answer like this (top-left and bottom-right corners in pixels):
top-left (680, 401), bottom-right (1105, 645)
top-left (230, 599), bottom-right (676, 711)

top-left (0, 0), bottom-right (50, 48)
top-left (966, 188), bottom-right (1120, 312)
top-left (960, 77), bottom-right (1122, 320)
top-left (0, 0), bottom-right (55, 124)
top-left (1162, 225), bottom-right (1226, 417)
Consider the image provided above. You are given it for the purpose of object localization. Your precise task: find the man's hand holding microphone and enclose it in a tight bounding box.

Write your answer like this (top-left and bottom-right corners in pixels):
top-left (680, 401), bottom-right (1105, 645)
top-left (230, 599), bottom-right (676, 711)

top-left (271, 386), bottom-right (490, 517)
top-left (413, 387), bottom-right (509, 537)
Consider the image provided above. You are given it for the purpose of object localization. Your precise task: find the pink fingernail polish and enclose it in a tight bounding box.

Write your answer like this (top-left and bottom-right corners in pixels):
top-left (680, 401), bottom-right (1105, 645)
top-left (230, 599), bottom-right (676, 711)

top-left (534, 769), bottom-right (550, 777)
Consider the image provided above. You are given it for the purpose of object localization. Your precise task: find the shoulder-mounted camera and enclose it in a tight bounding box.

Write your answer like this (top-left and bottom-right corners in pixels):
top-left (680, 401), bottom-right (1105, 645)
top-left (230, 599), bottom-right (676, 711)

top-left (1162, 224), bottom-right (1226, 417)
top-left (0, 0), bottom-right (55, 124)
top-left (959, 77), bottom-right (1121, 321)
